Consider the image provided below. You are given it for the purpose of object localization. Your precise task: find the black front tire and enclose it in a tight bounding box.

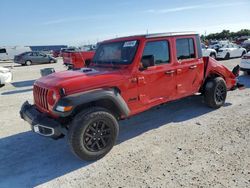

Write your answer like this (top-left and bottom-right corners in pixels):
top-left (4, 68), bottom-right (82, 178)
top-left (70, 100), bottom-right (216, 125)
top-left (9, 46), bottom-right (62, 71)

top-left (68, 107), bottom-right (119, 161)
top-left (246, 71), bottom-right (250, 75)
top-left (204, 77), bottom-right (227, 109)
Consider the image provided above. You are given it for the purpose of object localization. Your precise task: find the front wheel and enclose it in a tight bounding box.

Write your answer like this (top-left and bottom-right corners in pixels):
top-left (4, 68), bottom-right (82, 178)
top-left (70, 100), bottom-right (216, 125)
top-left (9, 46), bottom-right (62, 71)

top-left (68, 107), bottom-right (119, 161)
top-left (25, 60), bottom-right (32, 66)
top-left (210, 53), bottom-right (216, 59)
top-left (50, 59), bottom-right (56, 63)
top-left (204, 77), bottom-right (227, 109)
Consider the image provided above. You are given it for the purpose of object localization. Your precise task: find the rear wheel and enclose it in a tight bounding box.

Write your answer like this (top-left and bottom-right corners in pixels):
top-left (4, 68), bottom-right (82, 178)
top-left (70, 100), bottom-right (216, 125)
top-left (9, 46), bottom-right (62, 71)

top-left (225, 53), bottom-right (230, 60)
top-left (25, 60), bottom-right (32, 66)
top-left (241, 51), bottom-right (246, 57)
top-left (204, 77), bottom-right (227, 109)
top-left (68, 107), bottom-right (119, 161)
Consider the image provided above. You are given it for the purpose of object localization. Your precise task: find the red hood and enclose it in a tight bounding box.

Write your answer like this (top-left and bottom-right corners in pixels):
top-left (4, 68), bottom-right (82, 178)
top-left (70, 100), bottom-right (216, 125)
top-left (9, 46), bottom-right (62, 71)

top-left (35, 67), bottom-right (126, 95)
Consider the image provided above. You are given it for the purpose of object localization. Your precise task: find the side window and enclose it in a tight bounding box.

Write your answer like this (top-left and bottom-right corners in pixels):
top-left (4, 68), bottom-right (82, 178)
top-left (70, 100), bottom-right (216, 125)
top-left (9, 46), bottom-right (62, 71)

top-left (141, 41), bottom-right (170, 67)
top-left (176, 38), bottom-right (195, 60)
top-left (0, 48), bottom-right (7, 53)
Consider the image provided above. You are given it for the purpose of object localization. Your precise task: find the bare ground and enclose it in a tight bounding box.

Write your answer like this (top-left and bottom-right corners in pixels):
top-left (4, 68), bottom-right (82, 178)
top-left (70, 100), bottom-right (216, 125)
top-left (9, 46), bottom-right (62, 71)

top-left (0, 58), bottom-right (249, 188)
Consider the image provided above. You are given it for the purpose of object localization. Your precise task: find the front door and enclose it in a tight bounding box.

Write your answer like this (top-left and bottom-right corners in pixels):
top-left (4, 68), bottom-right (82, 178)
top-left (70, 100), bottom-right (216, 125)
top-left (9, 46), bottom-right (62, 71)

top-left (137, 39), bottom-right (176, 106)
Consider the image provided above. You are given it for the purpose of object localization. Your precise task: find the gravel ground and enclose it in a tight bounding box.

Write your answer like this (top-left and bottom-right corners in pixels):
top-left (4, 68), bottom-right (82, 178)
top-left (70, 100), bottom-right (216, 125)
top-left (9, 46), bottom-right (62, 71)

top-left (0, 58), bottom-right (249, 188)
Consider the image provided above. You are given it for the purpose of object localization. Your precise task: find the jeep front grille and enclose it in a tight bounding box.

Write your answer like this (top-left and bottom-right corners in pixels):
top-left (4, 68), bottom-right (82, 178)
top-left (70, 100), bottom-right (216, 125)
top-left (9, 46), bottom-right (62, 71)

top-left (33, 85), bottom-right (49, 110)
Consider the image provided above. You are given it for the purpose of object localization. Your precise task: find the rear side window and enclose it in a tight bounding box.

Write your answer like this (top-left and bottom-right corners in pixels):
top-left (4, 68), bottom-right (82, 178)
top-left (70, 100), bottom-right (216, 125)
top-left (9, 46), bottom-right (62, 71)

top-left (0, 48), bottom-right (7, 53)
top-left (176, 38), bottom-right (195, 60)
top-left (142, 41), bottom-right (170, 65)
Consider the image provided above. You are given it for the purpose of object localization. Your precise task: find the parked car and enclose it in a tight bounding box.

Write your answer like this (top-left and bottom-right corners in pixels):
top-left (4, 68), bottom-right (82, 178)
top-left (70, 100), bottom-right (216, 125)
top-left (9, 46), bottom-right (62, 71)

top-left (240, 52), bottom-right (250, 75)
top-left (20, 32), bottom-right (240, 161)
top-left (209, 40), bottom-right (229, 52)
top-left (14, 51), bottom-right (56, 66)
top-left (201, 43), bottom-right (217, 58)
top-left (217, 43), bottom-right (247, 60)
top-left (241, 40), bottom-right (250, 52)
top-left (0, 67), bottom-right (12, 87)
top-left (0, 46), bottom-right (31, 61)
top-left (62, 49), bottom-right (95, 69)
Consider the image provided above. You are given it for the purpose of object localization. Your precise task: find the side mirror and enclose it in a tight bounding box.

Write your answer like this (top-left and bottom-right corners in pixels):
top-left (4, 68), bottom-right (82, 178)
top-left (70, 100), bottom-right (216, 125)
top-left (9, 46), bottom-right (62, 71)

top-left (140, 55), bottom-right (154, 70)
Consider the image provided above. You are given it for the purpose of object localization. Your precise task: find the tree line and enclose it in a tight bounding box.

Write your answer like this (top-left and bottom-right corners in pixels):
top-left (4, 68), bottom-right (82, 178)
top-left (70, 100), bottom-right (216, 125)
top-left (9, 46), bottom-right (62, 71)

top-left (201, 29), bottom-right (250, 40)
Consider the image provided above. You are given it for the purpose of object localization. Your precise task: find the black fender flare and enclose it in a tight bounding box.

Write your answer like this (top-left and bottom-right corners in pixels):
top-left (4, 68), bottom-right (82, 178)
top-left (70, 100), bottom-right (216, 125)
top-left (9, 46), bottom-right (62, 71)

top-left (53, 88), bottom-right (130, 118)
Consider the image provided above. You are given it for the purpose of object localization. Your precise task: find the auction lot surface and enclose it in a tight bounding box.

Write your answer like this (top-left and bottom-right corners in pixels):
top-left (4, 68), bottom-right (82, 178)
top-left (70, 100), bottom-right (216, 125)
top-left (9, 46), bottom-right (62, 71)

top-left (0, 58), bottom-right (249, 187)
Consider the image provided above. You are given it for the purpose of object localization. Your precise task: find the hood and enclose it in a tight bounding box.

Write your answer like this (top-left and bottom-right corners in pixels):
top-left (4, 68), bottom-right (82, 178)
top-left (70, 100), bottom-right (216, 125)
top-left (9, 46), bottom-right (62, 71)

top-left (35, 67), bottom-right (126, 95)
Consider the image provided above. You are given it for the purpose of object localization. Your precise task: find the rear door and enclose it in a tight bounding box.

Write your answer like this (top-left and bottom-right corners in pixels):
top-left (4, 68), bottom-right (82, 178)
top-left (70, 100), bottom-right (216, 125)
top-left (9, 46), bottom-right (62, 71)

top-left (137, 39), bottom-right (176, 106)
top-left (29, 52), bottom-right (42, 63)
top-left (38, 52), bottom-right (49, 63)
top-left (173, 36), bottom-right (204, 98)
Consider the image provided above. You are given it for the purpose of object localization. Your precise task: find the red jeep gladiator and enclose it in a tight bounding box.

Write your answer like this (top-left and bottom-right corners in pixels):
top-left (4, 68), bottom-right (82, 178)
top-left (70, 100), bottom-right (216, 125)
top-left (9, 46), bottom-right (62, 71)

top-left (20, 32), bottom-right (239, 161)
top-left (62, 49), bottom-right (95, 69)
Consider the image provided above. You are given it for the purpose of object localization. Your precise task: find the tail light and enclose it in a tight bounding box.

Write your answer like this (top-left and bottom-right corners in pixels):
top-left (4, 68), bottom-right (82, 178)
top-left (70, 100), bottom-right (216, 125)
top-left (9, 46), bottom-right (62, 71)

top-left (242, 55), bottom-right (250, 59)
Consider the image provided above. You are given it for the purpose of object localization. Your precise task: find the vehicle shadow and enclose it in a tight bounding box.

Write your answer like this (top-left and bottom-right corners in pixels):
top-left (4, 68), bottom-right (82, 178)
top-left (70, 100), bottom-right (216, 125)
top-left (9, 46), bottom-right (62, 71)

top-left (0, 96), bottom-right (230, 187)
top-left (11, 80), bottom-right (36, 88)
top-left (1, 88), bottom-right (33, 95)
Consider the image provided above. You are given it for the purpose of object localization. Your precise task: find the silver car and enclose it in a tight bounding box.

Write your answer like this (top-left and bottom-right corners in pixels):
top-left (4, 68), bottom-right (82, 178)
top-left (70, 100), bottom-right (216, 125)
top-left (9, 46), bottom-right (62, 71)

top-left (14, 51), bottom-right (56, 66)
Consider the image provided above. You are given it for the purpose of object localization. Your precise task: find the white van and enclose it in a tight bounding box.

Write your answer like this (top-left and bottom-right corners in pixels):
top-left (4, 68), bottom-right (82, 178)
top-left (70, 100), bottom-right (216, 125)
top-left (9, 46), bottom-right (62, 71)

top-left (0, 46), bottom-right (31, 61)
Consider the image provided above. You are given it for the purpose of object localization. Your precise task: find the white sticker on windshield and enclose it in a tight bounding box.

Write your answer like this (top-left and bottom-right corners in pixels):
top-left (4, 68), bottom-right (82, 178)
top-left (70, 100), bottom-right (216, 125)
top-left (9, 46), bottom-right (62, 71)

top-left (123, 41), bottom-right (137, 47)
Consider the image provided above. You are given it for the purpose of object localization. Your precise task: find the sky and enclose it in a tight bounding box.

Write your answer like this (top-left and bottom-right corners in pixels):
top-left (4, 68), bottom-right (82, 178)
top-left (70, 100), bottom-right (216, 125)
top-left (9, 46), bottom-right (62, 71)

top-left (1, 0), bottom-right (250, 46)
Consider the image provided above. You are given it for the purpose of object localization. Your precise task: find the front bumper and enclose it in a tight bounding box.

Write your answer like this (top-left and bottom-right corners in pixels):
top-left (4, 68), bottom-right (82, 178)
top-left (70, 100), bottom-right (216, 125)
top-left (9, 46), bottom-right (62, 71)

top-left (20, 101), bottom-right (66, 139)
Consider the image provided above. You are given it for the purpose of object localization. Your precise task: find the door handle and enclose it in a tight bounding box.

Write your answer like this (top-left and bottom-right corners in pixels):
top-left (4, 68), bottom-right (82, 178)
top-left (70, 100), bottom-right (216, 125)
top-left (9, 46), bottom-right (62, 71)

top-left (165, 70), bottom-right (175, 75)
top-left (189, 65), bottom-right (197, 69)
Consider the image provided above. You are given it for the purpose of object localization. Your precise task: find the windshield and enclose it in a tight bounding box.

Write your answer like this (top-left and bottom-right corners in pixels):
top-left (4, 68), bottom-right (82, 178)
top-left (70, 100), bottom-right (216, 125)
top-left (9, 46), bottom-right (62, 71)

top-left (93, 40), bottom-right (138, 65)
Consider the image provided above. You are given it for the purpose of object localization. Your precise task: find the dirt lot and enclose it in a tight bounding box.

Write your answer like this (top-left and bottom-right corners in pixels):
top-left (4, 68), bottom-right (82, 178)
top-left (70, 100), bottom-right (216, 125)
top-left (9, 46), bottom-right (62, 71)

top-left (0, 58), bottom-right (249, 188)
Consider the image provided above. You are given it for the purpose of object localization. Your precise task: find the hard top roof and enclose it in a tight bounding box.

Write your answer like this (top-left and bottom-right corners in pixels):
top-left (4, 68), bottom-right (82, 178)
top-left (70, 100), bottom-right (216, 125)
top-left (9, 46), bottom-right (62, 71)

top-left (103, 31), bottom-right (198, 43)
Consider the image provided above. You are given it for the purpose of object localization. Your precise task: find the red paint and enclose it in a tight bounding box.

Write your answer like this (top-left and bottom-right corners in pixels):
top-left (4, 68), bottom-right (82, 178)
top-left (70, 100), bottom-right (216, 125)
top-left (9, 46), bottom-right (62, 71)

top-left (62, 51), bottom-right (95, 69)
top-left (33, 34), bottom-right (236, 118)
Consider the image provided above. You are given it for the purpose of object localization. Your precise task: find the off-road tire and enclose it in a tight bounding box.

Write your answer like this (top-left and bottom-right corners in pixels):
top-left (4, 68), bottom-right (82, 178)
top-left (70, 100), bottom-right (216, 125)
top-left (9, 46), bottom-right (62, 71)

top-left (25, 60), bottom-right (32, 66)
top-left (204, 77), bottom-right (227, 109)
top-left (0, 84), bottom-right (5, 88)
top-left (68, 107), bottom-right (119, 161)
top-left (225, 53), bottom-right (230, 60)
top-left (246, 71), bottom-right (250, 75)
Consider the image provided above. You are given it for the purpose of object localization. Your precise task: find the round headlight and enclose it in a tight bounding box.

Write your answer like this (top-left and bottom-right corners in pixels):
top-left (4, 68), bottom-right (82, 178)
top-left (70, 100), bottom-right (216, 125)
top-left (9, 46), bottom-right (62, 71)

top-left (52, 92), bottom-right (57, 101)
